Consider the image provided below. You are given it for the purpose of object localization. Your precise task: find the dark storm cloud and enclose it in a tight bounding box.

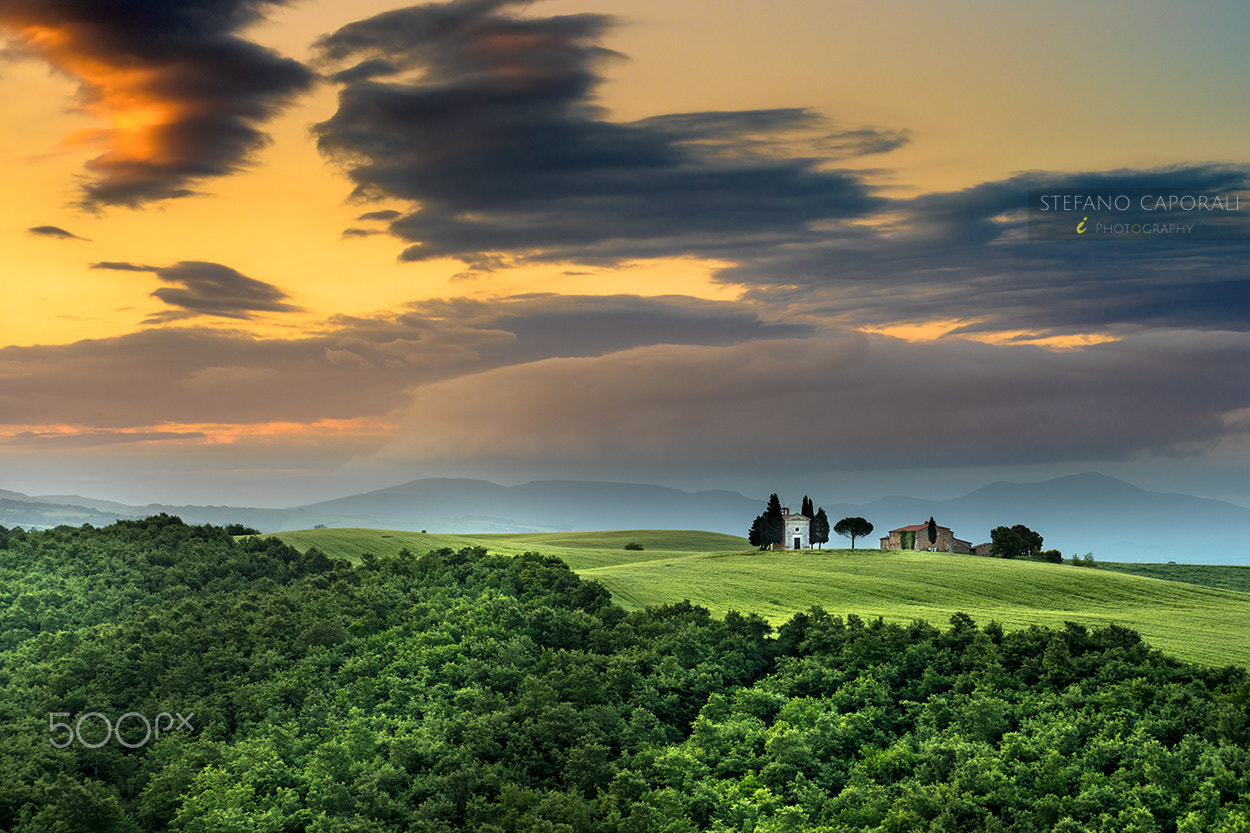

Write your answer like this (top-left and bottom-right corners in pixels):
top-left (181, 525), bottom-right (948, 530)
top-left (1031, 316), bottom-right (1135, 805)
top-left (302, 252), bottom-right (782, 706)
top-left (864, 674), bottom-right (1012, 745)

top-left (717, 165), bottom-right (1250, 335)
top-left (312, 0), bottom-right (884, 271)
top-left (356, 210), bottom-right (403, 221)
top-left (0, 0), bottom-right (313, 208)
top-left (380, 330), bottom-right (1250, 474)
top-left (27, 225), bottom-right (88, 240)
top-left (92, 260), bottom-right (301, 321)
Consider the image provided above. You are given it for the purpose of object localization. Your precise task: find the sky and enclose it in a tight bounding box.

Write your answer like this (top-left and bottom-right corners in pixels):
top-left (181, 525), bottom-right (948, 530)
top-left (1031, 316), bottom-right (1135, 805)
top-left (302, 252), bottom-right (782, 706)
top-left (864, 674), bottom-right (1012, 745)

top-left (2, 0), bottom-right (1250, 510)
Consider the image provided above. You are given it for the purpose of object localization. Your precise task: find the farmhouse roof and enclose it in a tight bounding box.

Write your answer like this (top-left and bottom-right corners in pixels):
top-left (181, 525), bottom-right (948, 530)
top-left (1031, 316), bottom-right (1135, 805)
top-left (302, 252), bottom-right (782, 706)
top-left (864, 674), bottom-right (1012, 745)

top-left (889, 523), bottom-right (951, 533)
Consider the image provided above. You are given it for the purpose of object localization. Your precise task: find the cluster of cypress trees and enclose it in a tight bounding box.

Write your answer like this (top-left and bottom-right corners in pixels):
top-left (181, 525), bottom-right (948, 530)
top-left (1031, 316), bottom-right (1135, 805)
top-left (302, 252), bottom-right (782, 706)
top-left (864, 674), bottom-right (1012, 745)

top-left (748, 494), bottom-right (830, 550)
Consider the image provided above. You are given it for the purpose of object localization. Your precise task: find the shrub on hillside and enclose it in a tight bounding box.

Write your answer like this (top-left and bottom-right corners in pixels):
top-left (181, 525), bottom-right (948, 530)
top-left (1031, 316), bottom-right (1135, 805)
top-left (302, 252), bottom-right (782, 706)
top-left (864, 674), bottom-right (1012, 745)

top-left (624, 541), bottom-right (644, 550)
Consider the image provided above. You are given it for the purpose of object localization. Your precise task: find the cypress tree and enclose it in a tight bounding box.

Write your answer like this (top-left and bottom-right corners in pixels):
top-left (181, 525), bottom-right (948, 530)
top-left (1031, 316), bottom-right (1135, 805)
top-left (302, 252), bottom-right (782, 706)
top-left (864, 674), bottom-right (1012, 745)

top-left (811, 508), bottom-right (830, 548)
top-left (748, 515), bottom-right (766, 549)
top-left (763, 493), bottom-right (784, 549)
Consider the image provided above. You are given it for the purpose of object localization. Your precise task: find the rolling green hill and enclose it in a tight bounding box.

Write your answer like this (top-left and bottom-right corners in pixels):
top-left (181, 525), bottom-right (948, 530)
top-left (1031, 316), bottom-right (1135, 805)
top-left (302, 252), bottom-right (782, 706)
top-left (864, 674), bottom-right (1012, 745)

top-left (270, 527), bottom-right (745, 567)
top-left (271, 528), bottom-right (1250, 668)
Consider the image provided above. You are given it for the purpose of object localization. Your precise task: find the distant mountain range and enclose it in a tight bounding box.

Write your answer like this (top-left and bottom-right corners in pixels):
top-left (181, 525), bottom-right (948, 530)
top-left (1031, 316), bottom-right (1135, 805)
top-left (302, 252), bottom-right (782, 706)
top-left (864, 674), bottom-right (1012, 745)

top-left (2, 472), bottom-right (1248, 564)
top-left (300, 478), bottom-right (766, 536)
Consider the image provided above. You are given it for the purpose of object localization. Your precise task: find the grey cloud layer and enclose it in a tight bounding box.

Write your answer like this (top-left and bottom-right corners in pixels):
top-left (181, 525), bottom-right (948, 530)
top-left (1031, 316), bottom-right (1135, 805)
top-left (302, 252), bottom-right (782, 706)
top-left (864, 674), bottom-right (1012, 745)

top-left (3, 289), bottom-right (1248, 479)
top-left (0, 294), bottom-right (803, 428)
top-left (4, 288), bottom-right (1247, 480)
top-left (0, 328), bottom-right (389, 429)
top-left (378, 330), bottom-right (1250, 474)
top-left (313, 0), bottom-right (882, 273)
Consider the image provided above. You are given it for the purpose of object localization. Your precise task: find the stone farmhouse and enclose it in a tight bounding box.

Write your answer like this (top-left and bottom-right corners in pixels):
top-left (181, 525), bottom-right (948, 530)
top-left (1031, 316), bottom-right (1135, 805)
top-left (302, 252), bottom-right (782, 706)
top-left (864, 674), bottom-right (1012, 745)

top-left (880, 522), bottom-right (972, 554)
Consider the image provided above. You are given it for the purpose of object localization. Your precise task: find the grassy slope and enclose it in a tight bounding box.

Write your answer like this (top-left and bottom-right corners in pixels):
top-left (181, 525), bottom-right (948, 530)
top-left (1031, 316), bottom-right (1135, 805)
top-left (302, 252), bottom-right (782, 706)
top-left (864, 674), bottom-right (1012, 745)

top-left (271, 528), bottom-right (745, 568)
top-left (272, 529), bottom-right (1250, 669)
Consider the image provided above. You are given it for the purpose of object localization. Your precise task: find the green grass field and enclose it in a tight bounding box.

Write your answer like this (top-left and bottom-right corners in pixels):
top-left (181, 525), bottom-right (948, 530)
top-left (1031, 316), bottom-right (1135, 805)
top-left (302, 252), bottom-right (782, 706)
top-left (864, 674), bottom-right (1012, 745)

top-left (271, 528), bottom-right (743, 568)
top-left (271, 528), bottom-right (1250, 668)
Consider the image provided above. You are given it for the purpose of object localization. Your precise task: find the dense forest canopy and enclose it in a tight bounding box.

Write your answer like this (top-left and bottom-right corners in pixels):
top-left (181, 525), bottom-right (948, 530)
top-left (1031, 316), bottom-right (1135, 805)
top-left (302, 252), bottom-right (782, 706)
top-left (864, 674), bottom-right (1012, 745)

top-left (1, 517), bottom-right (1249, 832)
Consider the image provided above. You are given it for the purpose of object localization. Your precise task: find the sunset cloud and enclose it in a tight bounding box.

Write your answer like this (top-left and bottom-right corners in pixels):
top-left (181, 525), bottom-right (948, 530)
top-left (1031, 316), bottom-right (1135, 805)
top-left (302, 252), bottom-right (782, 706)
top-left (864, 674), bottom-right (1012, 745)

top-left (27, 224), bottom-right (88, 240)
top-left (356, 210), bottom-right (402, 222)
top-left (0, 0), bottom-right (313, 208)
top-left (0, 293), bottom-right (799, 430)
top-left (92, 260), bottom-right (302, 321)
top-left (5, 429), bottom-right (206, 448)
top-left (0, 418), bottom-right (393, 449)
